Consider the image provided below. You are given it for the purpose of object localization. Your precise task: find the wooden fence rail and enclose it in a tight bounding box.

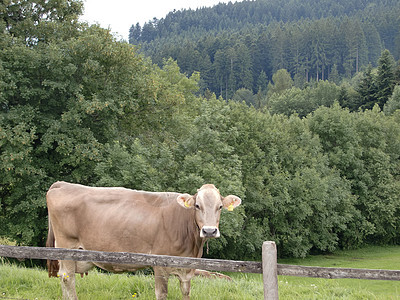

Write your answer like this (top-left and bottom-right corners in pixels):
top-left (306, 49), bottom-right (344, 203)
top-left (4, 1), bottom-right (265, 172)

top-left (1, 242), bottom-right (400, 300)
top-left (0, 244), bottom-right (262, 274)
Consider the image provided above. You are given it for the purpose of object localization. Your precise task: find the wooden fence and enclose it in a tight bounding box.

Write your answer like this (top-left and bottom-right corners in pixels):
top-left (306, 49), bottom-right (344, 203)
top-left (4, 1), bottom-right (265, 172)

top-left (1, 241), bottom-right (400, 300)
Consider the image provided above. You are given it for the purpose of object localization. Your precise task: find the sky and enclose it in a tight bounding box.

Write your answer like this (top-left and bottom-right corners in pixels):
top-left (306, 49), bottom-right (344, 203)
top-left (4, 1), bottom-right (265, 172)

top-left (80, 0), bottom-right (240, 41)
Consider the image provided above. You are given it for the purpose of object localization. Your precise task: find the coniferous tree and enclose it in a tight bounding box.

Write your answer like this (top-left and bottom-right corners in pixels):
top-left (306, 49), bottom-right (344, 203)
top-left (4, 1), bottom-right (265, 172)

top-left (394, 60), bottom-right (400, 85)
top-left (384, 85), bottom-right (400, 114)
top-left (358, 64), bottom-right (378, 110)
top-left (363, 22), bottom-right (382, 65)
top-left (375, 49), bottom-right (396, 109)
top-left (256, 70), bottom-right (268, 93)
top-left (328, 64), bottom-right (340, 85)
top-left (129, 23), bottom-right (141, 44)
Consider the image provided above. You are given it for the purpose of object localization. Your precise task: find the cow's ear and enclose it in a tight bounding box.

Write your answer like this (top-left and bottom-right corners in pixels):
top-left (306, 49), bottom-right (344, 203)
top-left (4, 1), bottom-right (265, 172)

top-left (177, 194), bottom-right (195, 209)
top-left (222, 195), bottom-right (242, 211)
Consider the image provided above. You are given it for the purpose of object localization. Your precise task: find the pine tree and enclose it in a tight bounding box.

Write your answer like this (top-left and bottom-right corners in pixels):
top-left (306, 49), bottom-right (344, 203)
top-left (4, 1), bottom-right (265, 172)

top-left (256, 70), bottom-right (268, 93)
top-left (358, 64), bottom-right (378, 110)
top-left (328, 64), bottom-right (340, 85)
top-left (375, 49), bottom-right (395, 109)
top-left (384, 85), bottom-right (400, 115)
top-left (129, 23), bottom-right (142, 44)
top-left (394, 60), bottom-right (400, 85)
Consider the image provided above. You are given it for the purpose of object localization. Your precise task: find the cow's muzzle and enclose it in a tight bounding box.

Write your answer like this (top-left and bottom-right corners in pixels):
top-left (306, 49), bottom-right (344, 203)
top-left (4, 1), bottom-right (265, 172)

top-left (200, 226), bottom-right (220, 238)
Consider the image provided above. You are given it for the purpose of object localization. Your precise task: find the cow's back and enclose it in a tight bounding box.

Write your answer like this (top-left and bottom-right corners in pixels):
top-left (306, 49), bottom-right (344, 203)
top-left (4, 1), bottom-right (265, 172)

top-left (47, 181), bottom-right (179, 208)
top-left (46, 181), bottom-right (189, 255)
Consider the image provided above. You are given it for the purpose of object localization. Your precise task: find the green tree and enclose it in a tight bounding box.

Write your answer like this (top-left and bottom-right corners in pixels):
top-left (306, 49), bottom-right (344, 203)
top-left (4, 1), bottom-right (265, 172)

top-left (375, 49), bottom-right (396, 109)
top-left (308, 103), bottom-right (400, 245)
top-left (213, 48), bottom-right (229, 98)
top-left (268, 87), bottom-right (309, 117)
top-left (0, 2), bottom-right (182, 245)
top-left (227, 102), bottom-right (355, 258)
top-left (354, 107), bottom-right (400, 243)
top-left (233, 42), bottom-right (253, 91)
top-left (338, 83), bottom-right (361, 111)
top-left (384, 85), bottom-right (400, 114)
top-left (363, 22), bottom-right (382, 65)
top-left (328, 64), bottom-right (340, 85)
top-left (232, 88), bottom-right (255, 107)
top-left (268, 81), bottom-right (340, 117)
top-left (256, 70), bottom-right (268, 94)
top-left (358, 64), bottom-right (378, 110)
top-left (0, 0), bottom-right (85, 245)
top-left (307, 104), bottom-right (371, 246)
top-left (173, 98), bottom-right (245, 258)
top-left (267, 69), bottom-right (294, 96)
top-left (129, 23), bottom-right (141, 44)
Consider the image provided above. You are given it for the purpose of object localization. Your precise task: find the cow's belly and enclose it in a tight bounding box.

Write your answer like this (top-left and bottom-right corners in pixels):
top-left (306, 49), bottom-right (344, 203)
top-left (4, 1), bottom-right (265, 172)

top-left (93, 262), bottom-right (147, 273)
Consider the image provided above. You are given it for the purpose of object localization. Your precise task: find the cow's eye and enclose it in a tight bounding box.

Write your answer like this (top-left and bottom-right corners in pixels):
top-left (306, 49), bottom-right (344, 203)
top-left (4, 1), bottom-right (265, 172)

top-left (195, 204), bottom-right (201, 210)
top-left (219, 205), bottom-right (223, 210)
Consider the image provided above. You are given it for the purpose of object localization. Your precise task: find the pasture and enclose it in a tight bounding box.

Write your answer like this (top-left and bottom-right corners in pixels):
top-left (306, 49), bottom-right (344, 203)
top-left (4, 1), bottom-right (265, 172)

top-left (1, 246), bottom-right (399, 299)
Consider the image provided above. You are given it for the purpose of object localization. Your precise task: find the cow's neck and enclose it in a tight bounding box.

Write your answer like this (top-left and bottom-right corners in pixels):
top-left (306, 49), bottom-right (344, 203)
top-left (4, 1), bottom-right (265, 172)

top-left (162, 204), bottom-right (206, 258)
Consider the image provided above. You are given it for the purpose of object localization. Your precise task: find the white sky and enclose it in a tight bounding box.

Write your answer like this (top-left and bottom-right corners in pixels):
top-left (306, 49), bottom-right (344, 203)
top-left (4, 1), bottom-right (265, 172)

top-left (80, 0), bottom-right (241, 41)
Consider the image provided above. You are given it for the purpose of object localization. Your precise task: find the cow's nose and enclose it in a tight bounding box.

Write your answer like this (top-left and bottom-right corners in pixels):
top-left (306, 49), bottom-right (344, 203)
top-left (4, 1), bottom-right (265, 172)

top-left (200, 226), bottom-right (220, 238)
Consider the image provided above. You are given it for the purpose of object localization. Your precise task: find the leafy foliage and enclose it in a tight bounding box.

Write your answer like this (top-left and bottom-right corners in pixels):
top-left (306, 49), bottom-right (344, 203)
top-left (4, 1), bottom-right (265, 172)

top-left (1, 0), bottom-right (400, 261)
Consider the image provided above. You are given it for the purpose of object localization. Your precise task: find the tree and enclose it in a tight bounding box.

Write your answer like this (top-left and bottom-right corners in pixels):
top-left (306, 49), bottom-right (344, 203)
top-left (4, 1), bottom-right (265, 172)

top-left (395, 61), bottom-right (400, 85)
top-left (232, 88), bottom-right (255, 107)
top-left (0, 0), bottom-right (85, 245)
top-left (268, 87), bottom-right (309, 117)
top-left (234, 42), bottom-right (253, 91)
top-left (363, 22), bottom-right (382, 65)
top-left (256, 70), bottom-right (268, 93)
top-left (268, 81), bottom-right (340, 117)
top-left (358, 64), bottom-right (378, 110)
top-left (1, 0), bottom-right (83, 44)
top-left (267, 69), bottom-right (294, 96)
top-left (129, 23), bottom-right (141, 44)
top-left (227, 101), bottom-right (356, 258)
top-left (375, 49), bottom-right (396, 109)
top-left (0, 2), bottom-right (181, 245)
top-left (308, 103), bottom-right (400, 245)
top-left (328, 64), bottom-right (340, 85)
top-left (141, 19), bottom-right (158, 42)
top-left (338, 83), bottom-right (361, 111)
top-left (384, 85), bottom-right (400, 115)
top-left (213, 48), bottom-right (229, 98)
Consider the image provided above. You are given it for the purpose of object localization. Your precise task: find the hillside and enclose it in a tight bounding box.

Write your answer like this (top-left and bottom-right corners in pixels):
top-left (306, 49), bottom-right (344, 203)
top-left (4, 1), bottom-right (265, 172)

top-left (129, 0), bottom-right (400, 99)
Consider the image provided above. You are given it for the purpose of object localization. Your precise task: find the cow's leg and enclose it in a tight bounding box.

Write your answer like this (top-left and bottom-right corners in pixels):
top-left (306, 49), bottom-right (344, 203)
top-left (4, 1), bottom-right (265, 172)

top-left (154, 267), bottom-right (169, 300)
top-left (177, 270), bottom-right (194, 300)
top-left (59, 260), bottom-right (77, 300)
top-left (179, 278), bottom-right (191, 300)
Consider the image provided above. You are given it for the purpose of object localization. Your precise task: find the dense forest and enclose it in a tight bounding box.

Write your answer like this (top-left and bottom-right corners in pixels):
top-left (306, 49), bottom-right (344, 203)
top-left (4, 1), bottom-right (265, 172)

top-left (1, 0), bottom-right (400, 261)
top-left (129, 0), bottom-right (400, 101)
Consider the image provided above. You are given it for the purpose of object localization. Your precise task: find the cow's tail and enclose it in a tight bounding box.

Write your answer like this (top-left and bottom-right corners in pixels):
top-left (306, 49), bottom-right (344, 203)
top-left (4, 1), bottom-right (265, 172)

top-left (46, 218), bottom-right (59, 278)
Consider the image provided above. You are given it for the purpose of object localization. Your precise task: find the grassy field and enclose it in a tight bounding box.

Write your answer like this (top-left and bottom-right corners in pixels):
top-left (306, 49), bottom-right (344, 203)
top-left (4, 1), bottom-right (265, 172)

top-left (1, 246), bottom-right (399, 299)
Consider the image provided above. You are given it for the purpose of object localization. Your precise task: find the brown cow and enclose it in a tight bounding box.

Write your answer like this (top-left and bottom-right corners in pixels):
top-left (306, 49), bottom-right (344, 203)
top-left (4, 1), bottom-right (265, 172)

top-left (46, 182), bottom-right (241, 300)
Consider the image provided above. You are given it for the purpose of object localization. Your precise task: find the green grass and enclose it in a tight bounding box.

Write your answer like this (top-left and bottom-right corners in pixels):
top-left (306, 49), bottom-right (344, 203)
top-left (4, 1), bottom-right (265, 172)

top-left (0, 263), bottom-right (263, 299)
top-left (278, 245), bottom-right (400, 300)
top-left (1, 246), bottom-right (400, 299)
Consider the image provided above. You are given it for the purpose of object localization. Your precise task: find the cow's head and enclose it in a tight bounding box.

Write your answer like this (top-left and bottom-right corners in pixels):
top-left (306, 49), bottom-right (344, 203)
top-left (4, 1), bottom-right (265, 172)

top-left (177, 184), bottom-right (241, 238)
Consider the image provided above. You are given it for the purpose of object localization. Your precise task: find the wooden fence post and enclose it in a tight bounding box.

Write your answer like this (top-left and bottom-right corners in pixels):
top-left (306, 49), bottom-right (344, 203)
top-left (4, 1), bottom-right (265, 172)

top-left (262, 241), bottom-right (279, 300)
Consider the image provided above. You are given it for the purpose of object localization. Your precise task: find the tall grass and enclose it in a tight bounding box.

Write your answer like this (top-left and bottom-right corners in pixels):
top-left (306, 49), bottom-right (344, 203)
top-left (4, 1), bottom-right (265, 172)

top-left (1, 246), bottom-right (400, 299)
top-left (0, 262), bottom-right (263, 299)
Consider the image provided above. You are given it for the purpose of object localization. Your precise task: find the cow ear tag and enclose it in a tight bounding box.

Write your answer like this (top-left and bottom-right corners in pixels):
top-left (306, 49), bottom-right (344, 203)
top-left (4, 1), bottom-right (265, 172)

top-left (227, 204), bottom-right (234, 211)
top-left (184, 201), bottom-right (190, 208)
